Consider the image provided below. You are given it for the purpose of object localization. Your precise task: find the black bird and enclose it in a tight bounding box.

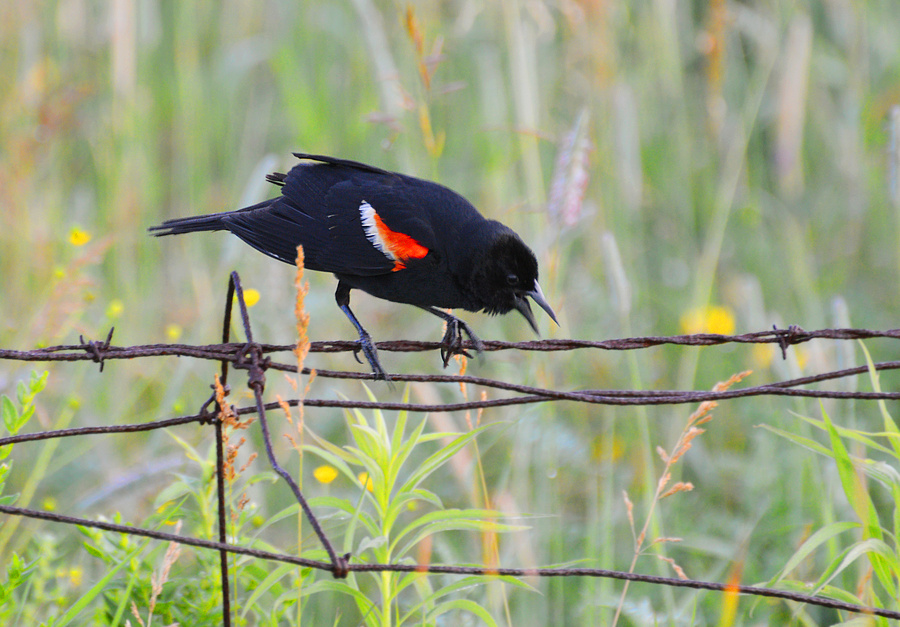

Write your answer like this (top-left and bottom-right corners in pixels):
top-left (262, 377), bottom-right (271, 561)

top-left (150, 153), bottom-right (557, 378)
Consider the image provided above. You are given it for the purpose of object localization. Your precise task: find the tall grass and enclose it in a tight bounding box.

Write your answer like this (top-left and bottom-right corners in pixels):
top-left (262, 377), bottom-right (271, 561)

top-left (2, 0), bottom-right (899, 624)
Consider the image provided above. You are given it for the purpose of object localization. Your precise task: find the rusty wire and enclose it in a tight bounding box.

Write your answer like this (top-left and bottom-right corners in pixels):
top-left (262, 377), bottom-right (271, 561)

top-left (1, 502), bottom-right (897, 620)
top-left (1, 272), bottom-right (899, 623)
top-left (3, 326), bottom-right (900, 366)
top-left (3, 361), bottom-right (900, 450)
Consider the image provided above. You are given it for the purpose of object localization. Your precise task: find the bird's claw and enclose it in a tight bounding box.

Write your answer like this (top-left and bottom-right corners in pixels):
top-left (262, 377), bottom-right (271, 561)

top-left (356, 334), bottom-right (390, 381)
top-left (440, 319), bottom-right (484, 368)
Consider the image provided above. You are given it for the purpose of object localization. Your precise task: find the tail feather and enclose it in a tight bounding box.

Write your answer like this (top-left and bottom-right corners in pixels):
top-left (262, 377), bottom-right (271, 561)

top-left (148, 198), bottom-right (275, 237)
top-left (148, 213), bottom-right (229, 237)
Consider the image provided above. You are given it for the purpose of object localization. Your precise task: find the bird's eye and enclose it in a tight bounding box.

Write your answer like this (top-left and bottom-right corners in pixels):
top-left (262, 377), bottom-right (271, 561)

top-left (506, 274), bottom-right (518, 286)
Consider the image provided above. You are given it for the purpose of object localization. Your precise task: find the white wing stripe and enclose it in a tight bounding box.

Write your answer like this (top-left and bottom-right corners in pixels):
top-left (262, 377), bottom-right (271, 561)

top-left (359, 200), bottom-right (395, 260)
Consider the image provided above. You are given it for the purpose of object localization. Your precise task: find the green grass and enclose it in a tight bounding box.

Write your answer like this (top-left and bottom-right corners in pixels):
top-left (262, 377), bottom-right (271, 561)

top-left (2, 0), bottom-right (900, 624)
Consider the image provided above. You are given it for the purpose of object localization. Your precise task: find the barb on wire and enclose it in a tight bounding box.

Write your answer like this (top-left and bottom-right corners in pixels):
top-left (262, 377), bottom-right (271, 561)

top-left (78, 326), bottom-right (115, 372)
top-left (0, 503), bottom-right (896, 620)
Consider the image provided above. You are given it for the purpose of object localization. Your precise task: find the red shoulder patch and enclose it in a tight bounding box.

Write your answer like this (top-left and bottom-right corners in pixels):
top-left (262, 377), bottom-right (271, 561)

top-left (360, 201), bottom-right (429, 271)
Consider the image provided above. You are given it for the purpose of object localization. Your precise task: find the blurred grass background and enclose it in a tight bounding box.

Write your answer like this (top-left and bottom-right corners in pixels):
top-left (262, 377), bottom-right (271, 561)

top-left (1, 0), bottom-right (899, 624)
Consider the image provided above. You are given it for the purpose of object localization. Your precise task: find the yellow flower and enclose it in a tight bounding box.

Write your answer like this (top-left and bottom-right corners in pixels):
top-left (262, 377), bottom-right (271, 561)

top-left (106, 299), bottom-right (124, 318)
top-left (165, 323), bottom-right (183, 341)
top-left (358, 471), bottom-right (374, 492)
top-left (68, 228), bottom-right (91, 246)
top-left (795, 346), bottom-right (808, 371)
top-left (706, 306), bottom-right (735, 335)
top-left (314, 465), bottom-right (338, 484)
top-left (68, 567), bottom-right (83, 587)
top-left (679, 308), bottom-right (705, 335)
top-left (679, 305), bottom-right (735, 335)
top-left (241, 289), bottom-right (261, 307)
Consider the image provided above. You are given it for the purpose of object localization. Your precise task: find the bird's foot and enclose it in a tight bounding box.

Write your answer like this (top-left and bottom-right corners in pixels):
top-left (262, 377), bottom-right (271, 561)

top-left (352, 332), bottom-right (390, 381)
top-left (440, 318), bottom-right (484, 368)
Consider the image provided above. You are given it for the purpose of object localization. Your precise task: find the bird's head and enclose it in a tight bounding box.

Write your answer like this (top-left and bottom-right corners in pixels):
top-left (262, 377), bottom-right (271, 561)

top-left (468, 225), bottom-right (558, 334)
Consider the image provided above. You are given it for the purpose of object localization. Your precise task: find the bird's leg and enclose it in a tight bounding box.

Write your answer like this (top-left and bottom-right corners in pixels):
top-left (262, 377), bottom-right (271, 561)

top-left (335, 282), bottom-right (390, 381)
top-left (418, 306), bottom-right (484, 367)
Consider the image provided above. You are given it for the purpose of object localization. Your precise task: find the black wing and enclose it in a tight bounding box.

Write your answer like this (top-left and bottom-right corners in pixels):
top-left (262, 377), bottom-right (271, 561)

top-left (230, 155), bottom-right (485, 276)
top-left (153, 154), bottom-right (484, 276)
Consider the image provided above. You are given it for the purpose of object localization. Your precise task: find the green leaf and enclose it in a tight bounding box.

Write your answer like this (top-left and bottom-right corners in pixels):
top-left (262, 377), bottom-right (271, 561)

top-left (398, 426), bottom-right (490, 495)
top-left (813, 538), bottom-right (897, 595)
top-left (247, 503), bottom-right (300, 537)
top-left (240, 562), bottom-right (298, 619)
top-left (348, 423), bottom-right (389, 471)
top-left (389, 387), bottom-right (411, 453)
top-left (81, 540), bottom-right (110, 562)
top-left (760, 423), bottom-right (832, 457)
top-left (790, 410), bottom-right (896, 457)
top-left (17, 404), bottom-right (35, 430)
top-left (308, 495), bottom-right (380, 537)
top-left (15, 382), bottom-right (26, 407)
top-left (303, 429), bottom-right (361, 466)
top-left (381, 489), bottom-right (444, 533)
top-left (56, 540), bottom-right (148, 627)
top-left (400, 575), bottom-right (533, 624)
top-left (153, 480), bottom-right (193, 508)
top-left (859, 341), bottom-right (900, 458)
top-left (861, 458), bottom-right (900, 492)
top-left (393, 509), bottom-right (527, 558)
top-left (766, 418), bottom-right (900, 490)
top-left (165, 428), bottom-right (209, 469)
top-left (356, 534), bottom-right (387, 556)
top-left (361, 384), bottom-right (391, 452)
top-left (822, 408), bottom-right (883, 539)
top-left (425, 598), bottom-right (499, 626)
top-left (309, 579), bottom-right (378, 622)
top-left (408, 487), bottom-right (443, 509)
top-left (1, 396), bottom-right (17, 433)
top-left (767, 521), bottom-right (859, 585)
top-left (391, 417), bottom-right (431, 476)
top-left (820, 406), bottom-right (898, 596)
top-left (30, 370), bottom-right (49, 395)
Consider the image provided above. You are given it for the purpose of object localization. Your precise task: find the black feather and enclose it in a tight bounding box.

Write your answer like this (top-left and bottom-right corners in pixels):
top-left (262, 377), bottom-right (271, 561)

top-left (150, 153), bottom-right (556, 377)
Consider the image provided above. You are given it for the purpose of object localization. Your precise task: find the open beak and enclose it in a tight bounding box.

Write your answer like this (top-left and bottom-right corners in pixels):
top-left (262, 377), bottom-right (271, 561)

top-left (514, 281), bottom-right (559, 334)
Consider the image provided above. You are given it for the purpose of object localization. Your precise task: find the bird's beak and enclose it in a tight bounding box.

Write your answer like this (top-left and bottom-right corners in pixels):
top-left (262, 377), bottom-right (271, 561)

top-left (515, 281), bottom-right (559, 335)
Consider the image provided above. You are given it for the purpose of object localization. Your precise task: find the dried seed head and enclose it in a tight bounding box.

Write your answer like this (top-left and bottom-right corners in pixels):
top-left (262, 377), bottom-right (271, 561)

top-left (661, 482), bottom-right (695, 499)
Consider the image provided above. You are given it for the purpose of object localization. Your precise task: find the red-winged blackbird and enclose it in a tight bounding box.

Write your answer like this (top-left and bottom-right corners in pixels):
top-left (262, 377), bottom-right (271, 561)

top-left (150, 153), bottom-right (557, 378)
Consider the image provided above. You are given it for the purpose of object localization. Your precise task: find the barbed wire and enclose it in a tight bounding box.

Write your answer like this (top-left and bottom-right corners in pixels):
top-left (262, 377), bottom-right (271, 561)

top-left (3, 358), bottom-right (900, 449)
top-left (1, 503), bottom-right (895, 620)
top-left (1, 272), bottom-right (898, 624)
top-left (2, 326), bottom-right (899, 366)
